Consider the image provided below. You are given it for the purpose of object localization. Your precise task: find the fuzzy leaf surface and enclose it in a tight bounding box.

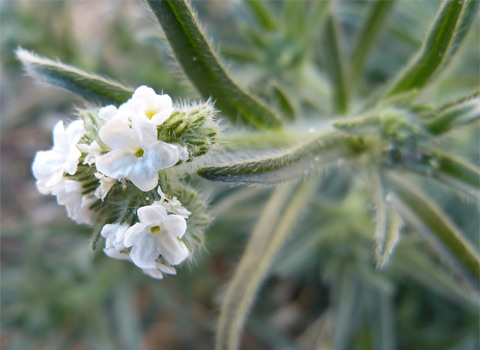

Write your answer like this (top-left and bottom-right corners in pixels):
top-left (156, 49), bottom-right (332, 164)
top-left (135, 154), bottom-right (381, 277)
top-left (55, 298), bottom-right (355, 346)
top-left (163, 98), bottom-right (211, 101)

top-left (147, 0), bottom-right (282, 129)
top-left (16, 48), bottom-right (133, 106)
top-left (198, 133), bottom-right (357, 184)
top-left (383, 0), bottom-right (479, 98)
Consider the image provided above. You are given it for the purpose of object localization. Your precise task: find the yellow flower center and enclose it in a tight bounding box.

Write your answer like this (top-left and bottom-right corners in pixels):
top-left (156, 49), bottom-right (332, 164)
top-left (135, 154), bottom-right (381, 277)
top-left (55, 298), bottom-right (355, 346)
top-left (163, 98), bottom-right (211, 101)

top-left (135, 148), bottom-right (144, 157)
top-left (150, 225), bottom-right (161, 234)
top-left (146, 110), bottom-right (156, 119)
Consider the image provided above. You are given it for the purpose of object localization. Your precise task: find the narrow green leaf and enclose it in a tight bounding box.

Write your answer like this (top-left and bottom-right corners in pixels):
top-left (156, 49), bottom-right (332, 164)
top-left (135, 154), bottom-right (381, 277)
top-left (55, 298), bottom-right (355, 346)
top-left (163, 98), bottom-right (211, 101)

top-left (325, 14), bottom-right (349, 114)
top-left (423, 96), bottom-right (480, 135)
top-left (366, 290), bottom-right (396, 350)
top-left (393, 240), bottom-right (480, 306)
top-left (215, 180), bottom-right (317, 350)
top-left (387, 176), bottom-right (480, 288)
top-left (370, 168), bottom-right (401, 268)
top-left (308, 0), bottom-right (331, 41)
top-left (245, 0), bottom-right (277, 31)
top-left (198, 133), bottom-right (357, 184)
top-left (351, 0), bottom-right (396, 85)
top-left (283, 0), bottom-right (307, 42)
top-left (333, 269), bottom-right (360, 350)
top-left (388, 150), bottom-right (480, 200)
top-left (332, 113), bottom-right (382, 135)
top-left (383, 0), bottom-right (479, 98)
top-left (271, 84), bottom-right (297, 121)
top-left (16, 48), bottom-right (133, 106)
top-left (147, 0), bottom-right (282, 129)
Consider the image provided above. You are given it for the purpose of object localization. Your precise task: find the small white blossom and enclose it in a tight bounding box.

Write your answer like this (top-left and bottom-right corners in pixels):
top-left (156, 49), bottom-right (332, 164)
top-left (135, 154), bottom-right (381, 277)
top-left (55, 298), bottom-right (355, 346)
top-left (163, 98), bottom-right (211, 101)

top-left (101, 223), bottom-right (178, 279)
top-left (129, 85), bottom-right (174, 125)
top-left (78, 140), bottom-right (102, 166)
top-left (96, 117), bottom-right (181, 191)
top-left (124, 203), bottom-right (189, 269)
top-left (101, 224), bottom-right (130, 260)
top-left (157, 187), bottom-right (191, 218)
top-left (94, 172), bottom-right (117, 200)
top-left (32, 120), bottom-right (84, 194)
top-left (51, 179), bottom-right (95, 225)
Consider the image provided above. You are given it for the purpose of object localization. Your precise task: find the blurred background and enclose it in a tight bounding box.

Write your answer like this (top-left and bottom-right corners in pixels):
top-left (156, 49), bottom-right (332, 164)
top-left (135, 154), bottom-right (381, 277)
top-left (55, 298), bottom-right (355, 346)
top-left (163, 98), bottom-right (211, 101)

top-left (1, 1), bottom-right (479, 349)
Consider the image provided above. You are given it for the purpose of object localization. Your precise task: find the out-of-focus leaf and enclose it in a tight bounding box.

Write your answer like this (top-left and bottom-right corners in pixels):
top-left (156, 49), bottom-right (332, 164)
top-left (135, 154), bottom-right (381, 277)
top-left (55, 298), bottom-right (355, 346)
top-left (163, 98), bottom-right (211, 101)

top-left (383, 0), bottom-right (479, 98)
top-left (324, 14), bottom-right (349, 114)
top-left (147, 0), bottom-right (282, 129)
top-left (198, 133), bottom-right (358, 184)
top-left (387, 176), bottom-right (480, 288)
top-left (423, 96), bottom-right (480, 135)
top-left (216, 179), bottom-right (317, 350)
top-left (351, 0), bottom-right (396, 84)
top-left (393, 240), bottom-right (480, 307)
top-left (271, 84), bottom-right (297, 121)
top-left (245, 0), bottom-right (277, 31)
top-left (333, 269), bottom-right (361, 350)
top-left (391, 150), bottom-right (480, 201)
top-left (283, 0), bottom-right (307, 43)
top-left (16, 48), bottom-right (133, 106)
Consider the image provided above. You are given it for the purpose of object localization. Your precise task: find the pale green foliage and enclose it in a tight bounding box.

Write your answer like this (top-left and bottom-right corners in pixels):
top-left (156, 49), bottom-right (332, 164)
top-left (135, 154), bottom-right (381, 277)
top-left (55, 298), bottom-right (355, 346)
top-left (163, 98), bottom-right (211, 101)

top-left (15, 0), bottom-right (480, 349)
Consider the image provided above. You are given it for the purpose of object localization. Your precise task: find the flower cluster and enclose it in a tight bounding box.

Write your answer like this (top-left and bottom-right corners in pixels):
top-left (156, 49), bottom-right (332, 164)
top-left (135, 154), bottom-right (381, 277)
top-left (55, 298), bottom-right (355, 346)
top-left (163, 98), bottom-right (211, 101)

top-left (32, 86), bottom-right (216, 279)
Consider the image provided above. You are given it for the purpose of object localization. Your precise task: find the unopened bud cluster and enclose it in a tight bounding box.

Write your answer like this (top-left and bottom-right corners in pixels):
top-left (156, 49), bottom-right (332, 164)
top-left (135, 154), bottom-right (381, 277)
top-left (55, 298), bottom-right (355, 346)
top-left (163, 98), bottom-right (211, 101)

top-left (32, 86), bottom-right (216, 279)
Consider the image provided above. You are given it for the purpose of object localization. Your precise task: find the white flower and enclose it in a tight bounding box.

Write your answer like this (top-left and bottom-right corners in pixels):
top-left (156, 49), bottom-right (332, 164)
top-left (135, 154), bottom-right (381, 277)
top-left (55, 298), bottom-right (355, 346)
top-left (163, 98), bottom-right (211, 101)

top-left (129, 85), bottom-right (174, 125)
top-left (78, 140), bottom-right (102, 166)
top-left (101, 223), bottom-right (177, 279)
top-left (32, 120), bottom-right (84, 194)
top-left (124, 203), bottom-right (189, 269)
top-left (51, 179), bottom-right (95, 225)
top-left (101, 224), bottom-right (130, 260)
top-left (96, 117), bottom-right (180, 191)
top-left (157, 187), bottom-right (191, 218)
top-left (94, 172), bottom-right (117, 200)
top-left (98, 105), bottom-right (119, 121)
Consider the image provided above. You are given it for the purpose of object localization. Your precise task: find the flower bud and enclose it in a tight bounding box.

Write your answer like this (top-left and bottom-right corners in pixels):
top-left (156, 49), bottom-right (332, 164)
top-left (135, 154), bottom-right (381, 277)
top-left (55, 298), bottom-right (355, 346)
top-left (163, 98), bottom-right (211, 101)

top-left (157, 101), bottom-right (218, 159)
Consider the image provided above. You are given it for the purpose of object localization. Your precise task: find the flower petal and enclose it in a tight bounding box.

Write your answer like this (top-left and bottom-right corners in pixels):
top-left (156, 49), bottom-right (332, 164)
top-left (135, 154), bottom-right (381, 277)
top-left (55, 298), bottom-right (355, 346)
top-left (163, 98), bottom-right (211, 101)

top-left (132, 117), bottom-right (157, 147)
top-left (156, 234), bottom-right (189, 265)
top-left (126, 163), bottom-right (159, 191)
top-left (163, 215), bottom-right (187, 238)
top-left (124, 223), bottom-right (146, 247)
top-left (98, 105), bottom-right (118, 121)
top-left (137, 204), bottom-right (167, 226)
top-left (99, 119), bottom-right (136, 151)
top-left (129, 234), bottom-right (159, 269)
top-left (96, 150), bottom-right (136, 180)
top-left (151, 107), bottom-right (174, 126)
top-left (142, 268), bottom-right (164, 279)
top-left (147, 141), bottom-right (180, 170)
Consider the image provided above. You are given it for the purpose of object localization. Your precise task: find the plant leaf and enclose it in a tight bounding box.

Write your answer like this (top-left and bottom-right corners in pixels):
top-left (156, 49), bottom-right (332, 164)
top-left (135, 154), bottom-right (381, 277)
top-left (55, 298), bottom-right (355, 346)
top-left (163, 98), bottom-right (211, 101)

top-left (369, 168), bottom-right (401, 268)
top-left (215, 179), bottom-right (318, 350)
top-left (16, 48), bottom-right (133, 106)
top-left (387, 176), bottom-right (480, 289)
top-left (388, 150), bottom-right (480, 201)
top-left (271, 84), bottom-right (297, 121)
top-left (147, 0), bottom-right (282, 129)
top-left (245, 0), bottom-right (277, 31)
top-left (383, 0), bottom-right (479, 98)
top-left (423, 96), bottom-right (480, 135)
top-left (324, 13), bottom-right (349, 114)
top-left (393, 239), bottom-right (480, 306)
top-left (350, 0), bottom-right (396, 85)
top-left (198, 133), bottom-right (357, 184)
